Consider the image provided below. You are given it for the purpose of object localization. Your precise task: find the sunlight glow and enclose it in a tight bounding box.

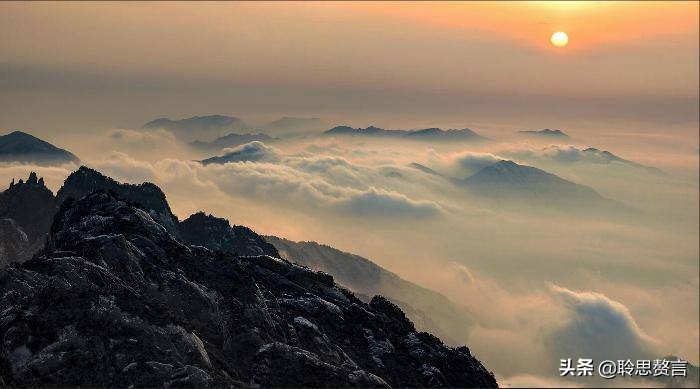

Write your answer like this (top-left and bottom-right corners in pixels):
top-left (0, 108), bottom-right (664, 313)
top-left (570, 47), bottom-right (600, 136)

top-left (550, 31), bottom-right (569, 48)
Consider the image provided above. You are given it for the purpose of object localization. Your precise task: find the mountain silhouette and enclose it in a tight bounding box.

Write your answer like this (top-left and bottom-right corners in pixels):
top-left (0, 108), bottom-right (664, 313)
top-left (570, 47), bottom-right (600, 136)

top-left (0, 131), bottom-right (79, 166)
top-left (0, 168), bottom-right (497, 387)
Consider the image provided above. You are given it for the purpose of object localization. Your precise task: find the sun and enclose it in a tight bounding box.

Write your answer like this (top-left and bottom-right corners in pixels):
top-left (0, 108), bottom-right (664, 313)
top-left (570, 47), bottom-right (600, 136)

top-left (550, 31), bottom-right (569, 48)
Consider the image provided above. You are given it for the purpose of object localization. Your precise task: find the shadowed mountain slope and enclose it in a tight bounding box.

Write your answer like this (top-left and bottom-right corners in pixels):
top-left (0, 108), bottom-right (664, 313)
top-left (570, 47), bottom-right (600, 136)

top-left (266, 236), bottom-right (475, 346)
top-left (0, 131), bottom-right (79, 166)
top-left (0, 185), bottom-right (497, 387)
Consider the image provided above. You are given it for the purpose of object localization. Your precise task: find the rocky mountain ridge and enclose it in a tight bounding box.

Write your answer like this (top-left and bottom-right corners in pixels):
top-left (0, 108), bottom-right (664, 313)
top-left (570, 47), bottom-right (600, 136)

top-left (0, 168), bottom-right (497, 387)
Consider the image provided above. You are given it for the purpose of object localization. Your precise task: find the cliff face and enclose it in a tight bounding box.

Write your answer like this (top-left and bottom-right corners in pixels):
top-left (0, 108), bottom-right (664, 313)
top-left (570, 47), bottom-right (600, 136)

top-left (0, 173), bottom-right (56, 265)
top-left (0, 191), bottom-right (497, 387)
top-left (56, 166), bottom-right (181, 237)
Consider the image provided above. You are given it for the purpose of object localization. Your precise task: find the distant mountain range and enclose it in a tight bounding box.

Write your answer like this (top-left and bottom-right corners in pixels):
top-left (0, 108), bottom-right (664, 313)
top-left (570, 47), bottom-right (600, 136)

top-left (143, 115), bottom-right (249, 142)
top-left (143, 115), bottom-right (326, 143)
top-left (504, 145), bottom-right (664, 175)
top-left (0, 168), bottom-right (496, 387)
top-left (408, 158), bottom-right (626, 211)
top-left (262, 117), bottom-right (325, 135)
top-left (559, 147), bottom-right (663, 174)
top-left (517, 129), bottom-right (569, 139)
top-left (0, 130), bottom-right (79, 166)
top-left (325, 126), bottom-right (486, 142)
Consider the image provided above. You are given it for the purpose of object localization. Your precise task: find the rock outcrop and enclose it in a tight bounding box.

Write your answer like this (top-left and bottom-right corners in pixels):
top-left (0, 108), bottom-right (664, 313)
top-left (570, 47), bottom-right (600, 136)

top-left (0, 190), bottom-right (497, 387)
top-left (0, 172), bottom-right (56, 265)
top-left (56, 166), bottom-right (181, 237)
top-left (180, 212), bottom-right (279, 257)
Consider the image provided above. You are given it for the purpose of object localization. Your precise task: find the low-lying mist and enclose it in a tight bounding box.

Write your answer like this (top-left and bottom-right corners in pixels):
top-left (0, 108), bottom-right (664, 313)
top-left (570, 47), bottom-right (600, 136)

top-left (1, 122), bottom-right (697, 386)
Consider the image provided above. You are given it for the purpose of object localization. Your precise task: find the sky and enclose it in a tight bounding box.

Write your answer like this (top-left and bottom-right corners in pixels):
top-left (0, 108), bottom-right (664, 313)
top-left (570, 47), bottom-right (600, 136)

top-left (0, 2), bottom-right (698, 387)
top-left (0, 1), bottom-right (698, 137)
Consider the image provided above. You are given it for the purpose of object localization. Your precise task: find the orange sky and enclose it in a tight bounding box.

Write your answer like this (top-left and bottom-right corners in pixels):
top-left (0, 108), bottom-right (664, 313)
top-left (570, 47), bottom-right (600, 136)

top-left (333, 1), bottom-right (699, 52)
top-left (0, 1), bottom-right (697, 135)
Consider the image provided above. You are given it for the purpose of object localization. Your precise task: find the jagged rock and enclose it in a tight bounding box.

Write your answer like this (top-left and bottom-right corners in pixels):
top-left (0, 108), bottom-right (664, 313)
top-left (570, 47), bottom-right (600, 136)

top-left (0, 172), bottom-right (55, 241)
top-left (56, 166), bottom-right (180, 237)
top-left (266, 236), bottom-right (475, 346)
top-left (179, 212), bottom-right (279, 257)
top-left (0, 190), bottom-right (497, 387)
top-left (0, 172), bottom-right (56, 267)
top-left (0, 169), bottom-right (286, 268)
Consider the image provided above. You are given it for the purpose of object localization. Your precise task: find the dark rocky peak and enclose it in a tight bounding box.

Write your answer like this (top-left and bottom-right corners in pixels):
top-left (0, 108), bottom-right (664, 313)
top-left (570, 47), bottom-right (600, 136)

top-left (0, 186), bottom-right (497, 387)
top-left (180, 211), bottom-right (279, 257)
top-left (5, 171), bottom-right (51, 194)
top-left (0, 172), bottom-right (55, 241)
top-left (56, 166), bottom-right (180, 236)
top-left (47, 191), bottom-right (179, 256)
top-left (56, 166), bottom-right (122, 201)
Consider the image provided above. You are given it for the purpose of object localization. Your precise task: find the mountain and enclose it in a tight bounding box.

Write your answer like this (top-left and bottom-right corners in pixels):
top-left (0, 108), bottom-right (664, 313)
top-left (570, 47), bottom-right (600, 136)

top-left (1, 168), bottom-right (184, 266)
top-left (577, 147), bottom-right (663, 174)
top-left (189, 133), bottom-right (277, 153)
top-left (0, 172), bottom-right (497, 387)
top-left (505, 145), bottom-right (664, 175)
top-left (180, 212), bottom-right (279, 257)
top-left (262, 117), bottom-right (325, 135)
top-left (0, 172), bottom-right (56, 266)
top-left (143, 115), bottom-right (248, 142)
top-left (409, 163), bottom-right (444, 177)
top-left (56, 166), bottom-right (181, 236)
top-left (324, 126), bottom-right (485, 142)
top-left (200, 141), bottom-right (279, 165)
top-left (0, 167), bottom-right (277, 267)
top-left (403, 128), bottom-right (485, 142)
top-left (517, 129), bottom-right (569, 139)
top-left (325, 125), bottom-right (401, 137)
top-left (0, 131), bottom-right (79, 166)
top-left (460, 160), bottom-right (619, 208)
top-left (266, 237), bottom-right (475, 346)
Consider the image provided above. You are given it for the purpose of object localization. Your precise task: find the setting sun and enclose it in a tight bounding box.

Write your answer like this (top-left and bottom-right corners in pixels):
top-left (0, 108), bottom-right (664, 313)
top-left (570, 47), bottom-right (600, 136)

top-left (550, 31), bottom-right (569, 47)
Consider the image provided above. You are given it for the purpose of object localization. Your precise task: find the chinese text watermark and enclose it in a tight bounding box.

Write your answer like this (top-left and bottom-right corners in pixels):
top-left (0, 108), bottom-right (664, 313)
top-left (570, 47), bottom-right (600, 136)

top-left (559, 358), bottom-right (688, 379)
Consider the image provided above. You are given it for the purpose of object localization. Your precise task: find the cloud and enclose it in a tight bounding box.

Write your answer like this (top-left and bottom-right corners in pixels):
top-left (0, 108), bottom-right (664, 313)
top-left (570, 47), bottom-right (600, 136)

top-left (545, 284), bottom-right (659, 362)
top-left (501, 144), bottom-right (653, 170)
top-left (90, 147), bottom-right (443, 219)
top-left (203, 161), bottom-right (443, 218)
top-left (453, 152), bottom-right (501, 173)
top-left (107, 128), bottom-right (178, 150)
top-left (0, 163), bottom-right (77, 192)
top-left (423, 149), bottom-right (501, 178)
top-left (335, 186), bottom-right (442, 218)
top-left (91, 151), bottom-right (157, 183)
top-left (204, 141), bottom-right (282, 164)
